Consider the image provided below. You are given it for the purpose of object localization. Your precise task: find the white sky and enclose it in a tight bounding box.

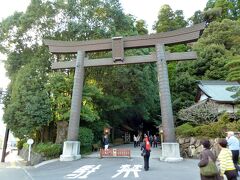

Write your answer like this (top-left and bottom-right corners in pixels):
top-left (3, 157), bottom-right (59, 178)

top-left (119, 0), bottom-right (208, 31)
top-left (0, 0), bottom-right (208, 90)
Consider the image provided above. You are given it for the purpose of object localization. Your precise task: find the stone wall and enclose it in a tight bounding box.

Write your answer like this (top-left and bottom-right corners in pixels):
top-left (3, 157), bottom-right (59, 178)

top-left (19, 148), bottom-right (46, 165)
top-left (177, 137), bottom-right (221, 159)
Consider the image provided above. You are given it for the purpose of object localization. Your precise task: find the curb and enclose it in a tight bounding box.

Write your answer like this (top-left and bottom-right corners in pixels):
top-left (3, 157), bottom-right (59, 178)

top-left (34, 158), bottom-right (59, 168)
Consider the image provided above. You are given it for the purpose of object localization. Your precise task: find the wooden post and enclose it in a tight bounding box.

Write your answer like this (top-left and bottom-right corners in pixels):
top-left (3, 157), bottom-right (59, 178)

top-left (156, 44), bottom-right (176, 142)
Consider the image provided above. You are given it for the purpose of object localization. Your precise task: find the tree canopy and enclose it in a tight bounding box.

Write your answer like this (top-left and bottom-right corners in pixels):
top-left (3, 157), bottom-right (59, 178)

top-left (1, 0), bottom-right (240, 143)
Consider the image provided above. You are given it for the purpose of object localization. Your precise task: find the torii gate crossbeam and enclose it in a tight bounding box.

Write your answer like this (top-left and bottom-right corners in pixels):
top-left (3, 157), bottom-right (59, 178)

top-left (44, 22), bottom-right (204, 53)
top-left (44, 23), bottom-right (205, 162)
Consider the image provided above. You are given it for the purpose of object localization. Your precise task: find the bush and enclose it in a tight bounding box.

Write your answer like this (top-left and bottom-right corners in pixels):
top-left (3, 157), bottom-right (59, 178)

top-left (80, 145), bottom-right (92, 154)
top-left (176, 113), bottom-right (240, 138)
top-left (78, 127), bottom-right (94, 154)
top-left (33, 142), bottom-right (62, 158)
top-left (178, 101), bottom-right (219, 125)
top-left (17, 139), bottom-right (26, 150)
top-left (23, 142), bottom-right (29, 149)
top-left (78, 127), bottom-right (94, 146)
top-left (176, 123), bottom-right (196, 137)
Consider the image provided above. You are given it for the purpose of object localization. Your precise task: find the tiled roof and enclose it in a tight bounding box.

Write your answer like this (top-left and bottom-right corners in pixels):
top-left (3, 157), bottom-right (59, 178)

top-left (198, 80), bottom-right (240, 103)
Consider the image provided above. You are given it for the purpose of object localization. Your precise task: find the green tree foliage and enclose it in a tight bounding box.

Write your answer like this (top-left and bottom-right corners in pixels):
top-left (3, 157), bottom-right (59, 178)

top-left (78, 127), bottom-right (94, 154)
top-left (188, 10), bottom-right (205, 25)
top-left (176, 113), bottom-right (240, 138)
top-left (153, 4), bottom-right (187, 32)
top-left (47, 72), bottom-right (73, 122)
top-left (78, 127), bottom-right (94, 146)
top-left (0, 0), bottom-right (59, 141)
top-left (193, 19), bottom-right (240, 79)
top-left (3, 0), bottom-right (239, 144)
top-left (175, 19), bottom-right (240, 123)
top-left (64, 0), bottom-right (138, 40)
top-left (135, 20), bottom-right (148, 35)
top-left (3, 48), bottom-right (51, 139)
top-left (33, 142), bottom-right (62, 158)
top-left (178, 101), bottom-right (219, 125)
top-left (1, 0), bottom-right (159, 143)
top-left (225, 56), bottom-right (240, 114)
top-left (204, 0), bottom-right (240, 22)
top-left (225, 56), bottom-right (240, 82)
top-left (190, 0), bottom-right (240, 25)
top-left (87, 63), bottom-right (160, 127)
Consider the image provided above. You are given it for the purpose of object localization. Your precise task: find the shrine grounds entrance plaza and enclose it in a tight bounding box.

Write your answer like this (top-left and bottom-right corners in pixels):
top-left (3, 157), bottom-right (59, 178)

top-left (2, 144), bottom-right (240, 180)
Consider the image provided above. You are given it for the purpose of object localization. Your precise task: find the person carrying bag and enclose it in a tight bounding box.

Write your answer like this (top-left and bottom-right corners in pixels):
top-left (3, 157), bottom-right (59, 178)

top-left (198, 140), bottom-right (220, 180)
top-left (200, 156), bottom-right (219, 176)
top-left (141, 134), bottom-right (151, 171)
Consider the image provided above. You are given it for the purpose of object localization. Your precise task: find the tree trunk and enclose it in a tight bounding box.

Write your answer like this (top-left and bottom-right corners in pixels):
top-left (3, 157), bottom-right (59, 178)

top-left (55, 121), bottom-right (68, 144)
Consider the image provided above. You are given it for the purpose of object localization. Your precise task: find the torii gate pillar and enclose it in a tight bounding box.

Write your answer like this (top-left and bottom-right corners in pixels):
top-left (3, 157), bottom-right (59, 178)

top-left (60, 51), bottom-right (85, 161)
top-left (156, 44), bottom-right (182, 162)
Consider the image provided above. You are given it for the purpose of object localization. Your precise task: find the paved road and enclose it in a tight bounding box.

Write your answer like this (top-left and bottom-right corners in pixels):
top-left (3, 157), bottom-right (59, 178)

top-left (1, 145), bottom-right (239, 180)
top-left (1, 157), bottom-right (202, 180)
top-left (85, 143), bottom-right (162, 158)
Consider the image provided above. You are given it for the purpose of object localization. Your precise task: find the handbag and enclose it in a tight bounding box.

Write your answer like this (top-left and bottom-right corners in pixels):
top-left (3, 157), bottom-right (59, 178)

top-left (141, 149), bottom-right (146, 156)
top-left (200, 156), bottom-right (218, 177)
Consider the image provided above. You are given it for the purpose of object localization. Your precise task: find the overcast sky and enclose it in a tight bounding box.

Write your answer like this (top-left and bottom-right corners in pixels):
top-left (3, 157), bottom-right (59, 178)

top-left (0, 0), bottom-right (208, 89)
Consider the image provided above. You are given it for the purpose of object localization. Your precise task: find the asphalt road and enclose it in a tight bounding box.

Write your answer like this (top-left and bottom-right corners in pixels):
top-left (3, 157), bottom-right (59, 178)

top-left (0, 157), bottom-right (202, 180)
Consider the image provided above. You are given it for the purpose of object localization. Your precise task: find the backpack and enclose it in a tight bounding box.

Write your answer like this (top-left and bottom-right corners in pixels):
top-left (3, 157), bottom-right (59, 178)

top-left (146, 141), bottom-right (151, 151)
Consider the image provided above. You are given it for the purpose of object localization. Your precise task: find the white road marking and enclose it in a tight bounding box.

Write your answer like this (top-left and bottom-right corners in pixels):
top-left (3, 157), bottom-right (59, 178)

top-left (112, 164), bottom-right (142, 178)
top-left (65, 164), bottom-right (101, 179)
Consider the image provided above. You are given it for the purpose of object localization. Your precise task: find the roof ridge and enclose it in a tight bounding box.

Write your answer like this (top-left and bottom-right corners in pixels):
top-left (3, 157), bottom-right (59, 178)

top-left (198, 80), bottom-right (240, 85)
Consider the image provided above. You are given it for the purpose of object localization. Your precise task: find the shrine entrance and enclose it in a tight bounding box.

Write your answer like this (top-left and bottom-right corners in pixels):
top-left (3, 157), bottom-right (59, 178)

top-left (44, 23), bottom-right (205, 161)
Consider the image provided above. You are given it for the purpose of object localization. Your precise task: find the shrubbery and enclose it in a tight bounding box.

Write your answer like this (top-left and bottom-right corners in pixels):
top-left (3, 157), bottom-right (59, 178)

top-left (33, 142), bottom-right (62, 158)
top-left (176, 123), bottom-right (196, 137)
top-left (17, 139), bottom-right (26, 150)
top-left (23, 142), bottom-right (29, 149)
top-left (78, 127), bottom-right (94, 154)
top-left (176, 113), bottom-right (240, 138)
top-left (78, 127), bottom-right (94, 146)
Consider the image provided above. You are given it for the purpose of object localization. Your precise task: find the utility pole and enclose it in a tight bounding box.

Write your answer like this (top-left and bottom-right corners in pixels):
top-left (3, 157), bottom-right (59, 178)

top-left (1, 128), bottom-right (9, 162)
top-left (0, 69), bottom-right (9, 162)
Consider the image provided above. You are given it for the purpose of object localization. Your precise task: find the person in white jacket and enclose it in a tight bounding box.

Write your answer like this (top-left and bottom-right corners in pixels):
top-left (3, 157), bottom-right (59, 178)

top-left (226, 131), bottom-right (240, 174)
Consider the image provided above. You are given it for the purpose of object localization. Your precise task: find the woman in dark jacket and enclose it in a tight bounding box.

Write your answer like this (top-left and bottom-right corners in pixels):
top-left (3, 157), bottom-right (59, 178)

top-left (198, 140), bottom-right (220, 180)
top-left (141, 135), bottom-right (151, 171)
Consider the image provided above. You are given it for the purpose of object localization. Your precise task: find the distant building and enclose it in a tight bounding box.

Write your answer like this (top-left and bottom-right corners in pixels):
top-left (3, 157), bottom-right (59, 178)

top-left (195, 80), bottom-right (240, 114)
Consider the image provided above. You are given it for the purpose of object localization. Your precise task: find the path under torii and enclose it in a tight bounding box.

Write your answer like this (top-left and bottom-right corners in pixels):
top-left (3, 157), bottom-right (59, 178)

top-left (44, 22), bottom-right (205, 161)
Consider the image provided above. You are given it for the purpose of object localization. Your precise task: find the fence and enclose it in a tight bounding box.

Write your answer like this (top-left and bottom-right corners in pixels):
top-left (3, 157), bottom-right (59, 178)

top-left (99, 148), bottom-right (131, 158)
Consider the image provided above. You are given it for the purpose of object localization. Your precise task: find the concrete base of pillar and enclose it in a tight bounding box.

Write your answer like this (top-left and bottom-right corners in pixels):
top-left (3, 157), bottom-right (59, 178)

top-left (160, 143), bottom-right (183, 162)
top-left (60, 141), bottom-right (81, 161)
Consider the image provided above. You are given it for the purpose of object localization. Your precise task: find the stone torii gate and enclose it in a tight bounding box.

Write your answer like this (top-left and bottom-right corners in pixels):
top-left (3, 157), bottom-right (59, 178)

top-left (44, 23), bottom-right (205, 161)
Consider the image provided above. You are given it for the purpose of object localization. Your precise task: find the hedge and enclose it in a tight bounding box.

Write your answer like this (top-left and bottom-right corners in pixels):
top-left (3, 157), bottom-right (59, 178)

top-left (176, 113), bottom-right (240, 138)
top-left (33, 142), bottom-right (62, 158)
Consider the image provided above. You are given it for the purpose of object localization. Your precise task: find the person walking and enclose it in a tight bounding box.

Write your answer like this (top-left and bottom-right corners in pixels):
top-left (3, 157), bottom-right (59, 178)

top-left (103, 134), bottom-right (109, 150)
top-left (226, 131), bottom-right (239, 174)
top-left (153, 135), bottom-right (158, 148)
top-left (198, 140), bottom-right (220, 180)
top-left (133, 135), bottom-right (137, 148)
top-left (218, 139), bottom-right (237, 180)
top-left (149, 135), bottom-right (153, 147)
top-left (141, 134), bottom-right (151, 171)
top-left (136, 134), bottom-right (140, 147)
